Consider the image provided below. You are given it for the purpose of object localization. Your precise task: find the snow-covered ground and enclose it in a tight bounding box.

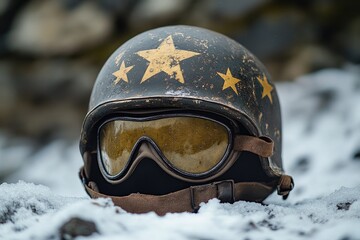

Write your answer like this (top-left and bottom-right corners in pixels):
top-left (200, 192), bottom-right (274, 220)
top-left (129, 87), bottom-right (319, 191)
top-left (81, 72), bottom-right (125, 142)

top-left (1, 67), bottom-right (360, 240)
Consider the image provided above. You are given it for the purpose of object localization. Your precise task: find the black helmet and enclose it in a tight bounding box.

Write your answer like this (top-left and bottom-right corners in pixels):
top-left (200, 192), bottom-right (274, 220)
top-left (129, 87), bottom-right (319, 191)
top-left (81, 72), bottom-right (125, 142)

top-left (79, 25), bottom-right (293, 215)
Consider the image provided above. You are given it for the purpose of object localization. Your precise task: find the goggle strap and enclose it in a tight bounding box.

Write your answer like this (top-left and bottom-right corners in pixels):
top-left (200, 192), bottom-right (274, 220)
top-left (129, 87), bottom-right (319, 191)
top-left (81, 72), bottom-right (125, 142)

top-left (80, 170), bottom-right (290, 215)
top-left (277, 174), bottom-right (295, 200)
top-left (233, 135), bottom-right (274, 157)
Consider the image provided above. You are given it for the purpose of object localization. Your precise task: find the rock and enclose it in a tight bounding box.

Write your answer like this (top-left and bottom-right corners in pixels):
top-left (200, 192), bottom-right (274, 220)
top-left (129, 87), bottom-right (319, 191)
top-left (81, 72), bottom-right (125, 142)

top-left (338, 17), bottom-right (360, 63)
top-left (98, 0), bottom-right (136, 15)
top-left (281, 45), bottom-right (341, 80)
top-left (129, 0), bottom-right (191, 29)
top-left (0, 59), bottom-right (97, 140)
top-left (292, 156), bottom-right (310, 173)
top-left (233, 9), bottom-right (312, 59)
top-left (9, 101), bottom-right (85, 140)
top-left (206, 0), bottom-right (269, 20)
top-left (336, 202), bottom-right (352, 211)
top-left (59, 217), bottom-right (98, 240)
top-left (13, 59), bottom-right (98, 103)
top-left (0, 62), bottom-right (16, 126)
top-left (0, 0), bottom-right (30, 55)
top-left (353, 150), bottom-right (360, 161)
top-left (0, 0), bottom-right (10, 15)
top-left (186, 0), bottom-right (269, 28)
top-left (7, 0), bottom-right (113, 56)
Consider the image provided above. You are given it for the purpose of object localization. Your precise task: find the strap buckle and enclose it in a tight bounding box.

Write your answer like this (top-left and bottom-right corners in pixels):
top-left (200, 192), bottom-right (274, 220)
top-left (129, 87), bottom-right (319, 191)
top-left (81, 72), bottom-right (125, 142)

top-left (190, 180), bottom-right (235, 213)
top-left (216, 180), bottom-right (235, 203)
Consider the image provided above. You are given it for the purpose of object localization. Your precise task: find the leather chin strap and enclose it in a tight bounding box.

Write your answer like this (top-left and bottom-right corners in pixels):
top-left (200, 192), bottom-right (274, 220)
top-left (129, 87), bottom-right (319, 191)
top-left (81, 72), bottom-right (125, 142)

top-left (79, 168), bottom-right (294, 216)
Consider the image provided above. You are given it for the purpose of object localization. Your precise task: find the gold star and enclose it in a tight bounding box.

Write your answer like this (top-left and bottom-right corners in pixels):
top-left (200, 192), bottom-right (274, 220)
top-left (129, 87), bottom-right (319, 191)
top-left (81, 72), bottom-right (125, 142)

top-left (112, 61), bottom-right (134, 84)
top-left (257, 74), bottom-right (273, 104)
top-left (136, 35), bottom-right (200, 84)
top-left (217, 68), bottom-right (241, 95)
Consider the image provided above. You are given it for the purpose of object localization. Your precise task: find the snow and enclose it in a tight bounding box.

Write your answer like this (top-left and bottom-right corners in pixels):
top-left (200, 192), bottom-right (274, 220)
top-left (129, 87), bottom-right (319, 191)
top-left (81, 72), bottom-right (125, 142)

top-left (275, 66), bottom-right (360, 202)
top-left (1, 67), bottom-right (360, 239)
top-left (1, 183), bottom-right (359, 240)
top-left (0, 182), bottom-right (80, 239)
top-left (0, 135), bottom-right (33, 179)
top-left (5, 141), bottom-right (85, 197)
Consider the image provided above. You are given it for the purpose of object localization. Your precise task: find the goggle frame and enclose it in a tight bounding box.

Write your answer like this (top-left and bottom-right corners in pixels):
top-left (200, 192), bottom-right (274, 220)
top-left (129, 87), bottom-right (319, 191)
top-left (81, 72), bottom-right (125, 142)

top-left (96, 112), bottom-right (238, 182)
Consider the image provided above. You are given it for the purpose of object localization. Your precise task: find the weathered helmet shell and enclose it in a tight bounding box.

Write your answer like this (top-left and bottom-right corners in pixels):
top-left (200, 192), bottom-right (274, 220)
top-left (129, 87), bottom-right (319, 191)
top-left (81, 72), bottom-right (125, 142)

top-left (80, 25), bottom-right (283, 177)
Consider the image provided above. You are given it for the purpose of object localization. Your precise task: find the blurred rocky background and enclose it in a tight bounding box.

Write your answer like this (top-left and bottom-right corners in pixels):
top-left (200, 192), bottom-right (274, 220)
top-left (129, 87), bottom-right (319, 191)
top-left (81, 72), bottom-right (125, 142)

top-left (0, 0), bottom-right (359, 147)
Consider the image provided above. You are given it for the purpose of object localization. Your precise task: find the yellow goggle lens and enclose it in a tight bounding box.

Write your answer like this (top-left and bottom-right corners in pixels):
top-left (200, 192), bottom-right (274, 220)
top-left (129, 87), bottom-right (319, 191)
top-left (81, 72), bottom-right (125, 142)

top-left (99, 117), bottom-right (229, 176)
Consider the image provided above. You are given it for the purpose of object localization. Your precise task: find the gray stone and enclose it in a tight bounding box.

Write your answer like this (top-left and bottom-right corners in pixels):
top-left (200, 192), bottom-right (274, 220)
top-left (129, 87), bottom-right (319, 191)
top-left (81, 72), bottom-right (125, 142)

top-left (338, 17), bottom-right (360, 63)
top-left (0, 0), bottom-right (10, 15)
top-left (9, 101), bottom-right (85, 140)
top-left (0, 62), bottom-right (16, 125)
top-left (59, 217), bottom-right (98, 240)
top-left (7, 0), bottom-right (113, 56)
top-left (0, 59), bottom-right (98, 140)
top-left (14, 59), bottom-right (97, 103)
top-left (129, 0), bottom-right (191, 29)
top-left (99, 0), bottom-right (136, 15)
top-left (186, 0), bottom-right (270, 30)
top-left (282, 45), bottom-right (341, 80)
top-left (207, 0), bottom-right (269, 20)
top-left (233, 10), bottom-right (313, 59)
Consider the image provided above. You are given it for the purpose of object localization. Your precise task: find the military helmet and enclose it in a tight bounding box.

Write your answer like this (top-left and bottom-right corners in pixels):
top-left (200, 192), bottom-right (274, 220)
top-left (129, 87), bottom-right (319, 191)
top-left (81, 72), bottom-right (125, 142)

top-left (79, 25), bottom-right (293, 215)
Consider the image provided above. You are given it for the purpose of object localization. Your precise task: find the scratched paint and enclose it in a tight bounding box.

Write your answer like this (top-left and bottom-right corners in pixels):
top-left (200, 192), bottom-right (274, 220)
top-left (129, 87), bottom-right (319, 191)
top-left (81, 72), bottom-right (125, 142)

top-left (136, 35), bottom-right (200, 84)
top-left (85, 26), bottom-right (284, 177)
top-left (112, 61), bottom-right (134, 84)
top-left (257, 74), bottom-right (273, 104)
top-left (217, 68), bottom-right (241, 95)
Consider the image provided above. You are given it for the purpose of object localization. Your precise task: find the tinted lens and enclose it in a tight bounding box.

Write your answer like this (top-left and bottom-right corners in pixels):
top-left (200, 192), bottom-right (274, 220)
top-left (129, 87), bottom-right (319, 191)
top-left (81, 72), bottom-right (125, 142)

top-left (99, 117), bottom-right (229, 176)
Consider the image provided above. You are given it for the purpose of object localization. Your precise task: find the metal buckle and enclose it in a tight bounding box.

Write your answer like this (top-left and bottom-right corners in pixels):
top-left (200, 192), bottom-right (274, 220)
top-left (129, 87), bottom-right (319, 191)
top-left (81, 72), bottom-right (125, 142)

top-left (189, 180), bottom-right (235, 213)
top-left (215, 180), bottom-right (235, 203)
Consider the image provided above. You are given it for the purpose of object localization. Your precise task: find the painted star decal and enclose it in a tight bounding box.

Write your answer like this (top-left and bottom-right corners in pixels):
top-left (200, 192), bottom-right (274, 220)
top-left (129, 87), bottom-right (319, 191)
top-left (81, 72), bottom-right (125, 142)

top-left (217, 68), bottom-right (241, 95)
top-left (112, 61), bottom-right (134, 84)
top-left (136, 35), bottom-right (200, 84)
top-left (257, 74), bottom-right (273, 104)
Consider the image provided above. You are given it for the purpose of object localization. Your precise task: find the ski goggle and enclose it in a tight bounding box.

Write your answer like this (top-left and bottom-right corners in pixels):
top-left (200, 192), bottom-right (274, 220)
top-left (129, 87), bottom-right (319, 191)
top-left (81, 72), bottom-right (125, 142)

top-left (97, 114), bottom-right (274, 182)
top-left (98, 115), bottom-right (234, 179)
